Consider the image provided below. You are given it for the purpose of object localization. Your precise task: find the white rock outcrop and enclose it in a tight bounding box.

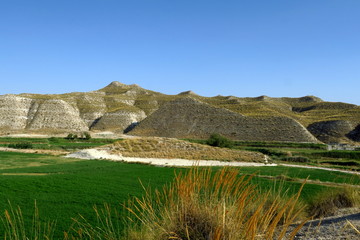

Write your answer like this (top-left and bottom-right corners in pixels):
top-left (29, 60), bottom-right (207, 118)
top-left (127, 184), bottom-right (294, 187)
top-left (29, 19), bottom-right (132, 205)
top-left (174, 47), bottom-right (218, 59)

top-left (27, 99), bottom-right (88, 131)
top-left (0, 95), bottom-right (33, 129)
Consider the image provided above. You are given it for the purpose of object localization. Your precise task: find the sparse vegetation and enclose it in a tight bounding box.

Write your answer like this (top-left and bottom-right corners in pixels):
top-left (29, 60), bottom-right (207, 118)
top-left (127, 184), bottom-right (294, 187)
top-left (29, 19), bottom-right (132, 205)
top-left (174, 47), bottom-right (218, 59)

top-left (109, 137), bottom-right (264, 162)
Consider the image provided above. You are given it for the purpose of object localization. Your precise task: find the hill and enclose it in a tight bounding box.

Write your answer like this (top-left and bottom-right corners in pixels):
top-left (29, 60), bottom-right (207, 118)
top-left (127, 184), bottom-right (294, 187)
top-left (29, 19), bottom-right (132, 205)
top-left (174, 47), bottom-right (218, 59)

top-left (105, 137), bottom-right (266, 162)
top-left (1, 81), bottom-right (360, 143)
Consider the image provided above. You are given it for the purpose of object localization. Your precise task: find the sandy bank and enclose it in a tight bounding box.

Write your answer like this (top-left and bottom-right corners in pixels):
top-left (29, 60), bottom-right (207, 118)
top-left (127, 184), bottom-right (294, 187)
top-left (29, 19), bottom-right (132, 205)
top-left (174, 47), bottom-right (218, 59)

top-left (65, 149), bottom-right (276, 167)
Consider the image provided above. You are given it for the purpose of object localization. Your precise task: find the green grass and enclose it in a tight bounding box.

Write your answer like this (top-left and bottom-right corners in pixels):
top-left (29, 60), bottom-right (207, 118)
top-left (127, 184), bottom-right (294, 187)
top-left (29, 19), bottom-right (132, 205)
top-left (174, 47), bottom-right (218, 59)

top-left (0, 158), bottom-right (177, 238)
top-left (0, 137), bottom-right (120, 150)
top-left (236, 166), bottom-right (360, 185)
top-left (184, 138), bottom-right (360, 171)
top-left (0, 151), bottom-right (79, 169)
top-left (0, 151), bottom-right (358, 238)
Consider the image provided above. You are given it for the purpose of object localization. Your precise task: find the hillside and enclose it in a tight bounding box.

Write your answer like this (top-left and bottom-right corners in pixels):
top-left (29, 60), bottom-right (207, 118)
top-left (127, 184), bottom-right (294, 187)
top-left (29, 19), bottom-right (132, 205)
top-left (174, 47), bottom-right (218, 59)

top-left (106, 137), bottom-right (266, 162)
top-left (1, 81), bottom-right (360, 143)
top-left (130, 97), bottom-right (318, 143)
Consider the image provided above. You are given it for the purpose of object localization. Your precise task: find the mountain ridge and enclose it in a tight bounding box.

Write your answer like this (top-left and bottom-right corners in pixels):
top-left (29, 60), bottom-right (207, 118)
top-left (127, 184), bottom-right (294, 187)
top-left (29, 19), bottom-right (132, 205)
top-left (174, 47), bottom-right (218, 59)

top-left (0, 82), bottom-right (359, 143)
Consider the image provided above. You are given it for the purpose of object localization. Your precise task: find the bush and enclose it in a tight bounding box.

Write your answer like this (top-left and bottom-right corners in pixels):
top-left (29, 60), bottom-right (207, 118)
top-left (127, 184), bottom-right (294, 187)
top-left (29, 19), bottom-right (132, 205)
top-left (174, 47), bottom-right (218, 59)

top-left (65, 133), bottom-right (76, 140)
top-left (48, 137), bottom-right (60, 143)
top-left (246, 148), bottom-right (287, 158)
top-left (311, 150), bottom-right (360, 160)
top-left (83, 132), bottom-right (91, 140)
top-left (121, 168), bottom-right (307, 240)
top-left (206, 133), bottom-right (234, 148)
top-left (307, 188), bottom-right (359, 218)
top-left (8, 142), bottom-right (33, 149)
top-left (280, 156), bottom-right (310, 163)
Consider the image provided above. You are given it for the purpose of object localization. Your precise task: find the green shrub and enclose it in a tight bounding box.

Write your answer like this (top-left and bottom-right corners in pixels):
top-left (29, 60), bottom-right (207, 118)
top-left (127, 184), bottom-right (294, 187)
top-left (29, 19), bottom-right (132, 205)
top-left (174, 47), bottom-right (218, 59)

top-left (8, 142), bottom-right (33, 149)
top-left (246, 148), bottom-right (287, 158)
top-left (48, 137), bottom-right (60, 143)
top-left (83, 132), bottom-right (91, 140)
top-left (65, 133), bottom-right (76, 140)
top-left (206, 133), bottom-right (234, 148)
top-left (311, 150), bottom-right (360, 160)
top-left (307, 188), bottom-right (359, 218)
top-left (281, 156), bottom-right (310, 163)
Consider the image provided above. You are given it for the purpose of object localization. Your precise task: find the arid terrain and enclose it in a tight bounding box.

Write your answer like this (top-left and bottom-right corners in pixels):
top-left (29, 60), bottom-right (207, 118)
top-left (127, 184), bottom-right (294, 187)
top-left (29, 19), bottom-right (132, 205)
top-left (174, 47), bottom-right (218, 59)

top-left (1, 81), bottom-right (360, 144)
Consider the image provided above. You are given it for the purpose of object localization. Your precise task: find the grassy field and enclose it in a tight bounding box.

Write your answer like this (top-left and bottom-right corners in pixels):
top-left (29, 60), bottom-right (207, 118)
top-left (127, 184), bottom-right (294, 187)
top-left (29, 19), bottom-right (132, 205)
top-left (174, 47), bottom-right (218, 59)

top-left (0, 153), bottom-right (177, 238)
top-left (185, 138), bottom-right (360, 171)
top-left (0, 149), bottom-right (358, 238)
top-left (0, 137), bottom-right (120, 150)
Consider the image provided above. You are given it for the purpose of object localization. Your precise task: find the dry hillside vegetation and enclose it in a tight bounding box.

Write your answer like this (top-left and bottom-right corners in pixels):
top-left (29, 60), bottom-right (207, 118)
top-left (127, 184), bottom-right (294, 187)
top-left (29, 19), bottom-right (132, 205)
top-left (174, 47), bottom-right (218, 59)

top-left (1, 81), bottom-right (360, 143)
top-left (107, 137), bottom-right (265, 162)
top-left (130, 97), bottom-right (319, 143)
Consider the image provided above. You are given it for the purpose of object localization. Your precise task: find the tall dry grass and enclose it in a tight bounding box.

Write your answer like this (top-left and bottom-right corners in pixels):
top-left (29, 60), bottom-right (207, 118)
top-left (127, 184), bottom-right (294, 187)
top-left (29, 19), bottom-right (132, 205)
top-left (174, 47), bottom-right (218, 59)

top-left (1, 201), bottom-right (56, 240)
top-left (123, 167), bottom-right (308, 240)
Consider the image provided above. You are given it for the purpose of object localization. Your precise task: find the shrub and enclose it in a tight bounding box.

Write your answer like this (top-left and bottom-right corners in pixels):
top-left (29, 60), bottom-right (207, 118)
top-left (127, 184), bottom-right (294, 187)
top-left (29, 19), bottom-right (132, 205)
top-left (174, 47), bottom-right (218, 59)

top-left (311, 150), bottom-right (360, 160)
top-left (65, 133), bottom-right (76, 140)
top-left (206, 133), bottom-right (234, 148)
top-left (281, 156), bottom-right (310, 163)
top-left (8, 142), bottom-right (33, 149)
top-left (307, 188), bottom-right (359, 218)
top-left (48, 137), bottom-right (60, 143)
top-left (246, 148), bottom-right (287, 158)
top-left (122, 168), bottom-right (307, 240)
top-left (83, 132), bottom-right (92, 140)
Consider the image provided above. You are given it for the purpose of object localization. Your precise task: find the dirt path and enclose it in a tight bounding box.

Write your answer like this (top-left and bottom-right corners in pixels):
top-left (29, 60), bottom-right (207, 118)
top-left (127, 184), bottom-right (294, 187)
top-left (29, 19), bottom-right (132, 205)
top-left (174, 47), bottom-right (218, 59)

top-left (280, 163), bottom-right (360, 176)
top-left (0, 147), bottom-right (69, 156)
top-left (65, 149), bottom-right (276, 167)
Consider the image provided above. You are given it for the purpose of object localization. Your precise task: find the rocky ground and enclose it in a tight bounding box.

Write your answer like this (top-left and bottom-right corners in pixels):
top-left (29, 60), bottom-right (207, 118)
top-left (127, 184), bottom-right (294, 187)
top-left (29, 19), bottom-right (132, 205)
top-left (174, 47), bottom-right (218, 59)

top-left (288, 208), bottom-right (360, 240)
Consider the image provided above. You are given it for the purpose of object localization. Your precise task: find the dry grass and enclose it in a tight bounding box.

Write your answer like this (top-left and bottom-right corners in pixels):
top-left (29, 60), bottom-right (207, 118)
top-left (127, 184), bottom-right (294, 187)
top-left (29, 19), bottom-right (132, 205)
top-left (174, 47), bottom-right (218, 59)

top-left (108, 137), bottom-right (265, 162)
top-left (123, 167), bottom-right (307, 240)
top-left (307, 187), bottom-right (360, 218)
top-left (1, 201), bottom-right (56, 240)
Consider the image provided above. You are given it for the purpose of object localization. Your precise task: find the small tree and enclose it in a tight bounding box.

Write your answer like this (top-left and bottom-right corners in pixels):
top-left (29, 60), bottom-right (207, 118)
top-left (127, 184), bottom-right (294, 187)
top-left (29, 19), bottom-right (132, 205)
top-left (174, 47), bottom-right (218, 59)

top-left (206, 133), bottom-right (234, 148)
top-left (66, 133), bottom-right (76, 140)
top-left (83, 132), bottom-right (91, 140)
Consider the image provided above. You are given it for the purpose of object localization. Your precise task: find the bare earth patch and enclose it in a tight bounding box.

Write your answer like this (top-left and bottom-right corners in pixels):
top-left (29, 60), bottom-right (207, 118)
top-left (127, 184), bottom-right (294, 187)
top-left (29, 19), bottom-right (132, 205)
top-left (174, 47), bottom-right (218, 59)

top-left (0, 147), bottom-right (69, 156)
top-left (65, 149), bottom-right (274, 167)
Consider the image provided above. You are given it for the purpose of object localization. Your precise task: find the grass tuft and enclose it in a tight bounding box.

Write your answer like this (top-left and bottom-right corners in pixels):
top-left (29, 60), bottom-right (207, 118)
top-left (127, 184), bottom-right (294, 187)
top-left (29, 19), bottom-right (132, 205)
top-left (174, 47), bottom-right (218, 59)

top-left (307, 187), bottom-right (360, 218)
top-left (1, 201), bottom-right (56, 240)
top-left (123, 167), bottom-right (307, 240)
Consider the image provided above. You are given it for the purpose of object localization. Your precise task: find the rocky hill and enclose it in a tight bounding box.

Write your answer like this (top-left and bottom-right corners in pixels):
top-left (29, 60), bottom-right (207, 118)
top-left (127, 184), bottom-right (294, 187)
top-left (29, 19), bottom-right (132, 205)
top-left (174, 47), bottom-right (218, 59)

top-left (1, 81), bottom-right (360, 143)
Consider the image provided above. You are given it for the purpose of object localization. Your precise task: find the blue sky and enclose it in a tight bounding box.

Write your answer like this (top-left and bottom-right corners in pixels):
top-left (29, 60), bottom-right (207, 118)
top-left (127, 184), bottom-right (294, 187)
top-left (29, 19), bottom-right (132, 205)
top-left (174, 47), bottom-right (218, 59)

top-left (1, 0), bottom-right (360, 104)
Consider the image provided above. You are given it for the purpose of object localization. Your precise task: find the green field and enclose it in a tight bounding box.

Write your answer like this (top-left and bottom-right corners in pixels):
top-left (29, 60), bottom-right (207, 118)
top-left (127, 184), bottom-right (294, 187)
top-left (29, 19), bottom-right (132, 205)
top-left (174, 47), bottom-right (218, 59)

top-left (0, 148), bottom-right (358, 238)
top-left (185, 138), bottom-right (360, 171)
top-left (0, 153), bottom-right (177, 238)
top-left (0, 137), bottom-right (120, 150)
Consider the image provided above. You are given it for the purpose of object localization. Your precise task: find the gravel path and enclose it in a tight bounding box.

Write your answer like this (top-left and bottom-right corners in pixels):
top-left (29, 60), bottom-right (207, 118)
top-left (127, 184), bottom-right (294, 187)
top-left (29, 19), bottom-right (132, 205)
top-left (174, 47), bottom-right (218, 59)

top-left (287, 208), bottom-right (360, 240)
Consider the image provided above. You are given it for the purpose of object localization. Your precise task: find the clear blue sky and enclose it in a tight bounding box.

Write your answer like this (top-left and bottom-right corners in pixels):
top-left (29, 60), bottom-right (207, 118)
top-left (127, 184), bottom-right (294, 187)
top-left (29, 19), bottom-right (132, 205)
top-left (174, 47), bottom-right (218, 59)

top-left (1, 0), bottom-right (360, 104)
